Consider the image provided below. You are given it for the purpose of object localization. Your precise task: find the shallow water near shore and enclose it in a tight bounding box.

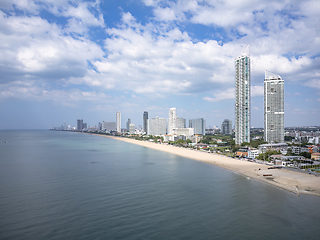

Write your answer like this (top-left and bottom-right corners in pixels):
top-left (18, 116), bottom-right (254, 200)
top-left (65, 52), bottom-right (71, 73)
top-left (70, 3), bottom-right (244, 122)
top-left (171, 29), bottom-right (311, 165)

top-left (0, 130), bottom-right (319, 240)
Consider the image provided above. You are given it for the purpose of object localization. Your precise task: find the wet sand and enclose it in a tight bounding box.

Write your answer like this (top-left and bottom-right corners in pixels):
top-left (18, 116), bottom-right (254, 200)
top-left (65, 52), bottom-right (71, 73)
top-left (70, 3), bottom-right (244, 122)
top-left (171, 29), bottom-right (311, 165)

top-left (92, 134), bottom-right (320, 197)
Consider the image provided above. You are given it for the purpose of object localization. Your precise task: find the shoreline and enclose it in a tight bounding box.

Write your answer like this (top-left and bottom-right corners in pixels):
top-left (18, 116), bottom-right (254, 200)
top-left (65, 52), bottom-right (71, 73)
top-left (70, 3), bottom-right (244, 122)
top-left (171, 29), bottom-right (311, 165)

top-left (89, 133), bottom-right (320, 197)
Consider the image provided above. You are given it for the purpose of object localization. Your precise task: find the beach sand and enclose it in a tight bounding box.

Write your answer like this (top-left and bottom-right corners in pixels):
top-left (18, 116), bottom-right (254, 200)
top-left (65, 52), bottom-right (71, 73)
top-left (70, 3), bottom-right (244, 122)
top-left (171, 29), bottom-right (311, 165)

top-left (92, 134), bottom-right (320, 197)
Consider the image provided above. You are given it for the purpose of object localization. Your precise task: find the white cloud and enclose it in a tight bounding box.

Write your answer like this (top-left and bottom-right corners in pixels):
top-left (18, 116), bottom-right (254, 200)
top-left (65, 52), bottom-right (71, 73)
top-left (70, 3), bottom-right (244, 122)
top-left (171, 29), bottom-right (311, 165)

top-left (0, 12), bottom-right (104, 84)
top-left (0, 0), bottom-right (319, 113)
top-left (203, 84), bottom-right (263, 102)
top-left (251, 86), bottom-right (264, 97)
top-left (203, 88), bottom-right (234, 102)
top-left (304, 79), bottom-right (320, 90)
top-left (0, 80), bottom-right (109, 107)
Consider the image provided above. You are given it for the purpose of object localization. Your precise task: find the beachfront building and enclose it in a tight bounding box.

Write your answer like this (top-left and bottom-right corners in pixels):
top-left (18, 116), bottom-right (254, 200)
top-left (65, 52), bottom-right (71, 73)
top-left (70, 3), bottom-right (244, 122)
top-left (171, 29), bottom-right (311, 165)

top-left (129, 123), bottom-right (135, 135)
top-left (168, 108), bottom-right (177, 135)
top-left (148, 117), bottom-right (167, 136)
top-left (173, 128), bottom-right (194, 136)
top-left (143, 111), bottom-right (148, 134)
top-left (221, 119), bottom-right (232, 135)
top-left (235, 45), bottom-right (250, 145)
top-left (102, 121), bottom-right (116, 131)
top-left (264, 71), bottom-right (284, 143)
top-left (189, 118), bottom-right (206, 135)
top-left (126, 118), bottom-right (131, 132)
top-left (116, 112), bottom-right (121, 133)
top-left (77, 119), bottom-right (83, 131)
top-left (311, 153), bottom-right (320, 160)
top-left (176, 117), bottom-right (186, 128)
top-left (258, 143), bottom-right (288, 154)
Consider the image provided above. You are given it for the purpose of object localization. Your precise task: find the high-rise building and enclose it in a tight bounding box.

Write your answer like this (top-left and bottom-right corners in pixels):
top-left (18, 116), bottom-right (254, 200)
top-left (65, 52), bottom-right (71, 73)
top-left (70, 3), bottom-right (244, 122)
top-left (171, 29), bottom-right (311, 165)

top-left (264, 71), bottom-right (284, 143)
top-left (116, 112), bottom-right (121, 133)
top-left (129, 123), bottom-right (135, 135)
top-left (102, 121), bottom-right (116, 131)
top-left (148, 117), bottom-right (167, 136)
top-left (126, 118), bottom-right (131, 131)
top-left (77, 119), bottom-right (83, 131)
top-left (235, 46), bottom-right (250, 144)
top-left (143, 111), bottom-right (148, 134)
top-left (221, 119), bottom-right (232, 135)
top-left (168, 108), bottom-right (177, 135)
top-left (189, 118), bottom-right (206, 135)
top-left (176, 117), bottom-right (186, 128)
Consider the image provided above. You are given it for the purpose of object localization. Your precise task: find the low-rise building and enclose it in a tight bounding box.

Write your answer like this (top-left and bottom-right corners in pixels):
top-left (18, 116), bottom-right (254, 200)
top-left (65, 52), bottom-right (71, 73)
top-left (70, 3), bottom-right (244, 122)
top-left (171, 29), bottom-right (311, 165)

top-left (258, 143), bottom-right (288, 152)
top-left (236, 147), bottom-right (249, 157)
top-left (129, 123), bottom-right (135, 135)
top-left (311, 152), bottom-right (320, 160)
top-left (248, 149), bottom-right (261, 159)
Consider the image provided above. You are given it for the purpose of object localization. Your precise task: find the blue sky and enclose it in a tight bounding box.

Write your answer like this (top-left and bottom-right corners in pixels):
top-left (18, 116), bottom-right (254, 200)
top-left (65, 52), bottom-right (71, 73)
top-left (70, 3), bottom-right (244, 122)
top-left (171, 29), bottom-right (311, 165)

top-left (0, 0), bottom-right (319, 129)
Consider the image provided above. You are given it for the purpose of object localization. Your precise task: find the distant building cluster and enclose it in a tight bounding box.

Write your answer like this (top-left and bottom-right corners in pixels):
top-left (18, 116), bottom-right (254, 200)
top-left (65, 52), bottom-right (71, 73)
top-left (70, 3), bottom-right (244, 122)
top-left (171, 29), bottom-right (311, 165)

top-left (53, 45), bottom-right (288, 146)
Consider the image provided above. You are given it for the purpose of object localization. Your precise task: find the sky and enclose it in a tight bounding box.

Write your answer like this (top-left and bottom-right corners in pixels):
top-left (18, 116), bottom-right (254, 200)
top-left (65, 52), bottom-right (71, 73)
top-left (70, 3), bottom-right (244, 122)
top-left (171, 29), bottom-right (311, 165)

top-left (0, 0), bottom-right (319, 129)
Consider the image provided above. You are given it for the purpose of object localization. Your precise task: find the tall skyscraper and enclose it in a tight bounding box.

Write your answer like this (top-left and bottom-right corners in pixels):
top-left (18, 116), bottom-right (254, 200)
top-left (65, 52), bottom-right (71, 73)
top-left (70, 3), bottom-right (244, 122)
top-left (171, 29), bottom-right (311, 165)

top-left (126, 118), bottom-right (131, 131)
top-left (148, 117), bottom-right (167, 136)
top-left (77, 119), bottom-right (83, 131)
top-left (221, 119), bottom-right (232, 135)
top-left (168, 108), bottom-right (177, 135)
top-left (189, 118), bottom-right (206, 135)
top-left (143, 111), bottom-right (148, 134)
top-left (264, 71), bottom-right (284, 143)
top-left (116, 112), bottom-right (121, 133)
top-left (235, 46), bottom-right (250, 145)
top-left (176, 117), bottom-right (186, 128)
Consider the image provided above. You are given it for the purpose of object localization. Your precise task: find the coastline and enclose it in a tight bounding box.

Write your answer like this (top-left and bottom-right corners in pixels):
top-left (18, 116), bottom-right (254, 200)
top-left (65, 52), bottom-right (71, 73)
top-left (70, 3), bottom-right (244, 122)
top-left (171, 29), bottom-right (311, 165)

top-left (90, 133), bottom-right (320, 197)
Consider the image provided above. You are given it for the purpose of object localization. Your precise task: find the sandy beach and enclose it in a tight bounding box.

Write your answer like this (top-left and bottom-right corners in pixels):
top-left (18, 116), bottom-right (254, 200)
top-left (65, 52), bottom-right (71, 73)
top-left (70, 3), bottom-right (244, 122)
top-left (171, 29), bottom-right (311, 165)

top-left (91, 134), bottom-right (320, 197)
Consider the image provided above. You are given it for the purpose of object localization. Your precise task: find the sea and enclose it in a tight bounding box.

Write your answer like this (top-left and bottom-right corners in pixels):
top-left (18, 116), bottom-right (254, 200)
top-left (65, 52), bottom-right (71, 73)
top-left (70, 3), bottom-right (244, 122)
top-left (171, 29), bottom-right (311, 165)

top-left (0, 130), bottom-right (319, 240)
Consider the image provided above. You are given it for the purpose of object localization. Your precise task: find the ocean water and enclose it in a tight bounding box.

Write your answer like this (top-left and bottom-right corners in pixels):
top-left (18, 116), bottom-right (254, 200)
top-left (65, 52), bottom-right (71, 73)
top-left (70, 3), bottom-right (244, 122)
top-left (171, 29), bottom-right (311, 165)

top-left (0, 130), bottom-right (319, 240)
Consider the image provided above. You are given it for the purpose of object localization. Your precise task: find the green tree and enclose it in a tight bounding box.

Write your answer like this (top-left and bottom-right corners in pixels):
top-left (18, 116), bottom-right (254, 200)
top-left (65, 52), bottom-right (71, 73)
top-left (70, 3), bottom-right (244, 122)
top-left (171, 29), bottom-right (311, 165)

top-left (176, 139), bottom-right (186, 145)
top-left (300, 152), bottom-right (311, 159)
top-left (241, 142), bottom-right (250, 147)
top-left (257, 150), bottom-right (281, 161)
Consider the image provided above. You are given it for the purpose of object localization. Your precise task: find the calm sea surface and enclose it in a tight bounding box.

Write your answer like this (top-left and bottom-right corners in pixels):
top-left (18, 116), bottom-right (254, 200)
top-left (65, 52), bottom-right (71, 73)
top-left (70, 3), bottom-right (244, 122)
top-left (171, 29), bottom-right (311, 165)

top-left (0, 130), bottom-right (319, 240)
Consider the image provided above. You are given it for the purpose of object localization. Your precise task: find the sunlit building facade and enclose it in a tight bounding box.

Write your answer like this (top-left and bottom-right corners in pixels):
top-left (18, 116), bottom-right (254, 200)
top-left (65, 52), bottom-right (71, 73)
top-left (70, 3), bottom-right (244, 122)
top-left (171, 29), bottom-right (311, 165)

top-left (235, 47), bottom-right (250, 144)
top-left (116, 111), bottom-right (121, 133)
top-left (168, 108), bottom-right (177, 135)
top-left (264, 71), bottom-right (284, 143)
top-left (148, 117), bottom-right (166, 136)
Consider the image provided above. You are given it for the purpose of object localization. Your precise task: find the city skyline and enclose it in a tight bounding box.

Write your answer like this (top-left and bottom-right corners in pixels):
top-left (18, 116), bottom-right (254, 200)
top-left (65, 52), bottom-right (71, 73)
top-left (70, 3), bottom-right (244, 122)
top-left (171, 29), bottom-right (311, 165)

top-left (0, 1), bottom-right (319, 129)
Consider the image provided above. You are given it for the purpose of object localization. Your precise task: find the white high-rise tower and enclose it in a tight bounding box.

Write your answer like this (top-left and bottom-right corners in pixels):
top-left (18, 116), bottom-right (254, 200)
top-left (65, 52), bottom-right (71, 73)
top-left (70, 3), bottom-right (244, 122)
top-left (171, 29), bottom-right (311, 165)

top-left (168, 108), bottom-right (177, 134)
top-left (264, 71), bottom-right (284, 143)
top-left (116, 111), bottom-right (121, 133)
top-left (235, 45), bottom-right (250, 145)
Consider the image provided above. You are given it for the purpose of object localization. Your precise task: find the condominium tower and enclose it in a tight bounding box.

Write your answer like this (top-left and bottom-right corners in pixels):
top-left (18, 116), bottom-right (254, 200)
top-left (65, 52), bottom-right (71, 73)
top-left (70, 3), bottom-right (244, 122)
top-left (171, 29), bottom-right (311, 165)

top-left (168, 108), bottom-right (177, 135)
top-left (235, 46), bottom-right (250, 144)
top-left (126, 118), bottom-right (131, 131)
top-left (176, 117), bottom-right (186, 128)
top-left (189, 118), bottom-right (206, 135)
top-left (143, 111), bottom-right (148, 134)
top-left (148, 117), bottom-right (167, 136)
top-left (77, 119), bottom-right (83, 131)
top-left (116, 112), bottom-right (121, 133)
top-left (264, 71), bottom-right (284, 143)
top-left (221, 119), bottom-right (232, 135)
